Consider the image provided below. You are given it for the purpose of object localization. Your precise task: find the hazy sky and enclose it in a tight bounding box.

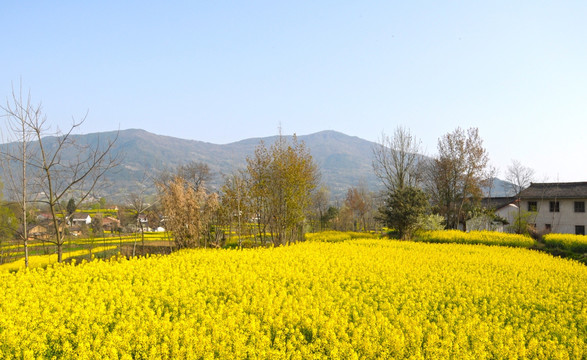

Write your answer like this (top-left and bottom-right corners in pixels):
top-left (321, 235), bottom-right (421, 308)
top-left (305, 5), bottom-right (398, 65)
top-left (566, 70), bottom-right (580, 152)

top-left (2, 1), bottom-right (586, 182)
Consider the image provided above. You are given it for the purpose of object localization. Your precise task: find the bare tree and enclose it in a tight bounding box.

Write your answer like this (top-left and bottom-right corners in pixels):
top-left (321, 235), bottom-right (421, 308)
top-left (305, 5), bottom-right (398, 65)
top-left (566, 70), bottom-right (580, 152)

top-left (312, 185), bottom-right (330, 231)
top-left (157, 175), bottom-right (218, 249)
top-left (506, 160), bottom-right (535, 233)
top-left (372, 127), bottom-right (423, 193)
top-left (2, 88), bottom-right (120, 262)
top-left (344, 184), bottom-right (371, 231)
top-left (220, 171), bottom-right (250, 248)
top-left (156, 161), bottom-right (212, 193)
top-left (246, 141), bottom-right (272, 244)
top-left (127, 189), bottom-right (150, 256)
top-left (177, 161), bottom-right (213, 192)
top-left (506, 160), bottom-right (535, 197)
top-left (484, 164), bottom-right (499, 198)
top-left (425, 127), bottom-right (489, 229)
top-left (0, 84), bottom-right (38, 267)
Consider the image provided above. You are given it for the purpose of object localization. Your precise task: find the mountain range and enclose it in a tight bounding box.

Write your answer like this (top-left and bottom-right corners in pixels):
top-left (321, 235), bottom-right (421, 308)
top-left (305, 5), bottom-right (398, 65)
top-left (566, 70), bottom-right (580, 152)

top-left (106, 129), bottom-right (379, 200)
top-left (1, 129), bottom-right (512, 201)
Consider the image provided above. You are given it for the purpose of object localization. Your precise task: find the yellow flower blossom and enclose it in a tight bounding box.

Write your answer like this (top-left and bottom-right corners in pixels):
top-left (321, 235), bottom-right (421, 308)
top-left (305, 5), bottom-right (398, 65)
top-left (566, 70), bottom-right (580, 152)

top-left (0, 239), bottom-right (583, 359)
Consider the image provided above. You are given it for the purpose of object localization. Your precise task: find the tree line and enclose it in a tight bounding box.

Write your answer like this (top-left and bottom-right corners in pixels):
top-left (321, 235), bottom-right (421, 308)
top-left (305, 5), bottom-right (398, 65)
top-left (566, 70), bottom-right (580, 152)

top-left (0, 84), bottom-right (536, 266)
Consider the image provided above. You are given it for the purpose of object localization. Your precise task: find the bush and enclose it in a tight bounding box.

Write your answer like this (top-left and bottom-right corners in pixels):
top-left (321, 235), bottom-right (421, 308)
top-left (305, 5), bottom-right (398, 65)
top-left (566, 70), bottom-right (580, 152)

top-left (416, 214), bottom-right (445, 231)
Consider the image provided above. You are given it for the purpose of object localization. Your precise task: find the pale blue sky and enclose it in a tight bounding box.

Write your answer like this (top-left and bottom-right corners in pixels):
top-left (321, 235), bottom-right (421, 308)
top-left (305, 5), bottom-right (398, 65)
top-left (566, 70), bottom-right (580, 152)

top-left (2, 1), bottom-right (586, 181)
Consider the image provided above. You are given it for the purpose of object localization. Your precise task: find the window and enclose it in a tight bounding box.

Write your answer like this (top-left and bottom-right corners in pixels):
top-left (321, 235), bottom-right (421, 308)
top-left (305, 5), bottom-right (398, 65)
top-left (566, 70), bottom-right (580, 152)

top-left (575, 201), bottom-right (585, 213)
top-left (545, 224), bottom-right (552, 232)
top-left (576, 225), bottom-right (585, 236)
top-left (527, 201), bottom-right (537, 212)
top-left (549, 201), bottom-right (560, 212)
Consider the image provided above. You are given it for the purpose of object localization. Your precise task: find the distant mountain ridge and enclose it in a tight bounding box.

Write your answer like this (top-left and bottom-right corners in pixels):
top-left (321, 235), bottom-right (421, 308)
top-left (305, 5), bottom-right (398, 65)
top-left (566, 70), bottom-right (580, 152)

top-left (1, 129), bottom-right (512, 201)
top-left (69, 129), bottom-right (380, 200)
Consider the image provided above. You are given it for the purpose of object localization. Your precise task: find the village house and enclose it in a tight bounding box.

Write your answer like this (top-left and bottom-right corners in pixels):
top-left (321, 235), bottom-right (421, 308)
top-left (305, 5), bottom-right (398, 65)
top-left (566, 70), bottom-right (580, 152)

top-left (102, 216), bottom-right (121, 232)
top-left (517, 182), bottom-right (587, 235)
top-left (28, 224), bottom-right (49, 240)
top-left (470, 197), bottom-right (518, 232)
top-left (69, 213), bottom-right (92, 226)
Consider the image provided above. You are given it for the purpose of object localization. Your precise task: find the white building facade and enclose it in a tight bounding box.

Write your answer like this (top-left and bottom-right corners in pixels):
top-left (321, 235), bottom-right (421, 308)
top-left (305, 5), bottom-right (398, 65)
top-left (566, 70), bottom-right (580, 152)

top-left (518, 182), bottom-right (587, 235)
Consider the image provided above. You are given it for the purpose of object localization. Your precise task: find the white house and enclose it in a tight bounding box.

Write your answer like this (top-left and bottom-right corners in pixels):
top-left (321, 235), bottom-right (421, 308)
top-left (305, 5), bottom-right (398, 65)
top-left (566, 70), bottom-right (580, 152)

top-left (70, 213), bottom-right (92, 226)
top-left (472, 197), bottom-right (518, 232)
top-left (518, 182), bottom-right (587, 235)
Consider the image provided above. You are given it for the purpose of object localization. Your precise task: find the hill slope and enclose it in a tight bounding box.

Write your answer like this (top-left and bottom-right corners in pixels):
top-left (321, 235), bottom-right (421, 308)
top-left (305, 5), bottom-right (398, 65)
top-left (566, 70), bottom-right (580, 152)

top-left (1, 129), bottom-right (512, 201)
top-left (113, 129), bottom-right (380, 199)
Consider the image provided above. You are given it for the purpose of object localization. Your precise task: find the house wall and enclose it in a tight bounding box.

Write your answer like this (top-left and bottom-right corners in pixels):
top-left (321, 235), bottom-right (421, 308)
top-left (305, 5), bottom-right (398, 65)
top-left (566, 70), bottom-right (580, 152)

top-left (520, 199), bottom-right (587, 234)
top-left (495, 204), bottom-right (519, 232)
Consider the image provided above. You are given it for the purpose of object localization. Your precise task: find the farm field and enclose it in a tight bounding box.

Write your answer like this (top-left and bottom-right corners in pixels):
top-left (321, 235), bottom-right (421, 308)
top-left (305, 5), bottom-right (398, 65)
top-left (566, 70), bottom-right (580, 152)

top-left (0, 238), bottom-right (584, 359)
top-left (543, 233), bottom-right (587, 253)
top-left (0, 232), bottom-right (172, 271)
top-left (413, 230), bottom-right (535, 248)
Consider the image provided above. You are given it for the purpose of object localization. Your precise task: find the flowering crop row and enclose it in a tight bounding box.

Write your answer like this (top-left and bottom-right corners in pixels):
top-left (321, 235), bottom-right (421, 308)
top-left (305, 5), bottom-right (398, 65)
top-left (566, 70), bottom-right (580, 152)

top-left (1, 232), bottom-right (169, 252)
top-left (0, 233), bottom-right (171, 271)
top-left (0, 239), bottom-right (584, 359)
top-left (543, 233), bottom-right (587, 253)
top-left (414, 230), bottom-right (535, 248)
top-left (304, 230), bottom-right (378, 242)
top-left (0, 246), bottom-right (117, 272)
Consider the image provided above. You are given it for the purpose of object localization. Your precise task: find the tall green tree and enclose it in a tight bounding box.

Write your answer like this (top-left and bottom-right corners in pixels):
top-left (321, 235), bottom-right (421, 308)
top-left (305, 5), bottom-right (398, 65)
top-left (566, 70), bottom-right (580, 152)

top-left (66, 198), bottom-right (76, 216)
top-left (379, 186), bottom-right (428, 239)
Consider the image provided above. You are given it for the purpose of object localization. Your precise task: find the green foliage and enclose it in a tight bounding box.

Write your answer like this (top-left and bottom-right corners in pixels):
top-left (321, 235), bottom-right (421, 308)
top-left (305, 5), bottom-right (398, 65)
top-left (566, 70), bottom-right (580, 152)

top-left (0, 205), bottom-right (16, 240)
top-left (379, 186), bottom-right (428, 239)
top-left (66, 198), bottom-right (76, 216)
top-left (510, 211), bottom-right (536, 235)
top-left (416, 214), bottom-right (445, 231)
top-left (246, 134), bottom-right (319, 245)
top-left (320, 206), bottom-right (339, 229)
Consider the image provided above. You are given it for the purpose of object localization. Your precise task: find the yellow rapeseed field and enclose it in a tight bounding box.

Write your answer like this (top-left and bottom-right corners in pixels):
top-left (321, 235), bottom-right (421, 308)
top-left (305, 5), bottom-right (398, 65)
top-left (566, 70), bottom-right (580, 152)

top-left (0, 246), bottom-right (118, 272)
top-left (544, 233), bottom-right (587, 253)
top-left (304, 230), bottom-right (378, 242)
top-left (0, 239), bottom-right (584, 359)
top-left (415, 230), bottom-right (535, 248)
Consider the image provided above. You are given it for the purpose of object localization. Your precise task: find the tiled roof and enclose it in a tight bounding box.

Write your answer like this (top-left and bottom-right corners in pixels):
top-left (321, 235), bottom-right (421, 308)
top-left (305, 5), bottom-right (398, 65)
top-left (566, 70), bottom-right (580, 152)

top-left (71, 213), bottom-right (91, 220)
top-left (481, 197), bottom-right (516, 210)
top-left (518, 182), bottom-right (587, 199)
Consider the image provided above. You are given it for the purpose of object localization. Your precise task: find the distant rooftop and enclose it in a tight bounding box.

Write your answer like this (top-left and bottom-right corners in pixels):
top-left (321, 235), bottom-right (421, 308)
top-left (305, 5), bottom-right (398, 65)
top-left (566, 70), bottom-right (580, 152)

top-left (481, 197), bottom-right (516, 210)
top-left (518, 182), bottom-right (587, 199)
